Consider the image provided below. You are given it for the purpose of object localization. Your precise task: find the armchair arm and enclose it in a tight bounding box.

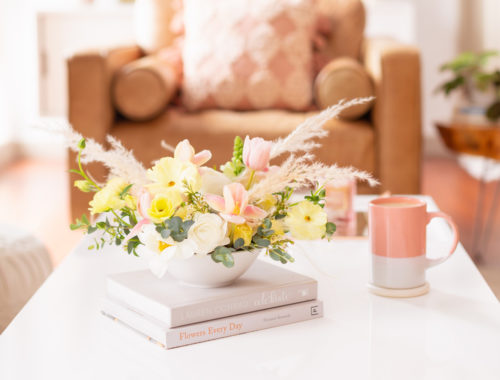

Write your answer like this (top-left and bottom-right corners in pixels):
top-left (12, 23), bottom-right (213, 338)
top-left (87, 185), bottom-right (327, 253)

top-left (67, 45), bottom-right (142, 220)
top-left (362, 38), bottom-right (422, 194)
top-left (67, 45), bottom-right (142, 140)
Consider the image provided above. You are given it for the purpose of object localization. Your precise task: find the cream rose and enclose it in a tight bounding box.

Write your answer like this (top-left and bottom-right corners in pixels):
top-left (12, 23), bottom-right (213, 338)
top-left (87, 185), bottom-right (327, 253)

top-left (188, 213), bottom-right (230, 255)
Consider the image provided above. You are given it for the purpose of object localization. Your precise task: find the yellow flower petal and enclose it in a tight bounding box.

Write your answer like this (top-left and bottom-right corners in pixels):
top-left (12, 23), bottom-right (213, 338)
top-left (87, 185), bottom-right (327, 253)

top-left (286, 201), bottom-right (327, 240)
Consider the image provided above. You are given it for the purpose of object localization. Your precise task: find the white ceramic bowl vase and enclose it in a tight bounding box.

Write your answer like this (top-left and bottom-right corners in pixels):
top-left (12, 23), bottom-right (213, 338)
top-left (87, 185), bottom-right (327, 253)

top-left (167, 250), bottom-right (260, 288)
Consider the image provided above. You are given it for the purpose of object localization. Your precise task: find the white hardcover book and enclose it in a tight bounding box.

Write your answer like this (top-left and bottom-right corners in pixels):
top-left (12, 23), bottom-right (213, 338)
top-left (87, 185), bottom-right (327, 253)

top-left (106, 260), bottom-right (317, 328)
top-left (102, 297), bottom-right (323, 349)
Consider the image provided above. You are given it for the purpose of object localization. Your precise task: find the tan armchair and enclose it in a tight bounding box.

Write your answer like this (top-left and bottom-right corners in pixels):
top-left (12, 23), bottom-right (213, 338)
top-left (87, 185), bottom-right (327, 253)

top-left (67, 0), bottom-right (421, 220)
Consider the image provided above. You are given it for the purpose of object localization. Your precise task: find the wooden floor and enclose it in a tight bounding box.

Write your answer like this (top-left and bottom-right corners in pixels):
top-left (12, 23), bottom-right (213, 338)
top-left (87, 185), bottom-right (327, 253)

top-left (0, 155), bottom-right (499, 298)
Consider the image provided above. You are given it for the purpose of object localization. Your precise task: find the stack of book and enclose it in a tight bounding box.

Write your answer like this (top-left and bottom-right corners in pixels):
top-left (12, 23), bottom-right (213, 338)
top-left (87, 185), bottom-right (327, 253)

top-left (102, 260), bottom-right (323, 349)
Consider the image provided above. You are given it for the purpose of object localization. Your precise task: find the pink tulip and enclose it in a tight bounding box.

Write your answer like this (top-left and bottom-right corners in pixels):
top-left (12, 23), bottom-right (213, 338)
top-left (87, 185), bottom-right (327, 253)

top-left (174, 139), bottom-right (212, 166)
top-left (242, 136), bottom-right (273, 171)
top-left (205, 183), bottom-right (267, 224)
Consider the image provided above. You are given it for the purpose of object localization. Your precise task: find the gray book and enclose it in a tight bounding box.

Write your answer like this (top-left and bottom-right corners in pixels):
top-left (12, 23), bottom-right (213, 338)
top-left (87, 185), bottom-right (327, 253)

top-left (102, 297), bottom-right (323, 349)
top-left (107, 260), bottom-right (317, 328)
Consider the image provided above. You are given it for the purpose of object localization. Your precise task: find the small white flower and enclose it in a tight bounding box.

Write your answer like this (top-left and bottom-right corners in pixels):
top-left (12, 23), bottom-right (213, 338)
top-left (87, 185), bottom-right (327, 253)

top-left (137, 224), bottom-right (197, 278)
top-left (188, 213), bottom-right (230, 255)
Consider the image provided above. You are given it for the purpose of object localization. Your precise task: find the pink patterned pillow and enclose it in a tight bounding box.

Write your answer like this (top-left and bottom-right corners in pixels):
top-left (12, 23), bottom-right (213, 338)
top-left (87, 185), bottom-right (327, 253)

top-left (182, 0), bottom-right (316, 111)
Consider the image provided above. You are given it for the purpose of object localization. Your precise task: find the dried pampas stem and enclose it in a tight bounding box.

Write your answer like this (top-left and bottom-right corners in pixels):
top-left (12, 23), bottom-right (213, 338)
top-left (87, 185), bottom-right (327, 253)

top-left (40, 120), bottom-right (149, 187)
top-left (248, 154), bottom-right (378, 202)
top-left (160, 140), bottom-right (176, 153)
top-left (270, 97), bottom-right (374, 159)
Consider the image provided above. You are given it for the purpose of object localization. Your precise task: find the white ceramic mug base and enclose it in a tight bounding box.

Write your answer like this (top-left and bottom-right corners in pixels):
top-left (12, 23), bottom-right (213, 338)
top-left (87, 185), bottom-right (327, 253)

top-left (367, 282), bottom-right (430, 298)
top-left (371, 254), bottom-right (428, 289)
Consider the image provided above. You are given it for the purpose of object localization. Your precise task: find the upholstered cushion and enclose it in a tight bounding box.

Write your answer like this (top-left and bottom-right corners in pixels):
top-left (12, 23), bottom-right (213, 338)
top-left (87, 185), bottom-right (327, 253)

top-left (315, 0), bottom-right (365, 67)
top-left (314, 57), bottom-right (374, 119)
top-left (0, 225), bottom-right (52, 333)
top-left (112, 54), bottom-right (179, 121)
top-left (182, 0), bottom-right (316, 111)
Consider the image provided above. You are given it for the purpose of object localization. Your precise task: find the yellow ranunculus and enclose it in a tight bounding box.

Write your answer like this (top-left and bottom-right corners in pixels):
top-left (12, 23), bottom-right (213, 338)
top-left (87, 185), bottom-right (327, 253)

top-left (147, 157), bottom-right (201, 194)
top-left (271, 219), bottom-right (286, 236)
top-left (257, 194), bottom-right (276, 212)
top-left (232, 223), bottom-right (253, 247)
top-left (285, 201), bottom-right (327, 240)
top-left (89, 178), bottom-right (131, 215)
top-left (148, 189), bottom-right (183, 222)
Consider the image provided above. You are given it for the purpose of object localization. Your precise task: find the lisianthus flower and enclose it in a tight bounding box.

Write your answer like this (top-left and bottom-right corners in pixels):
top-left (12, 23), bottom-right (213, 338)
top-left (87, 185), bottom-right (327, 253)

top-left (174, 139), bottom-right (212, 166)
top-left (138, 224), bottom-right (197, 278)
top-left (286, 201), bottom-right (327, 240)
top-left (89, 178), bottom-right (135, 215)
top-left (147, 157), bottom-right (202, 194)
top-left (242, 136), bottom-right (273, 171)
top-left (205, 182), bottom-right (267, 224)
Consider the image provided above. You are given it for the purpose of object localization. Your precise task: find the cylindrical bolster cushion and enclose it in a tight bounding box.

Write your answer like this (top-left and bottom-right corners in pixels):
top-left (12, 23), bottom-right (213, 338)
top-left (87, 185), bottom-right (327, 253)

top-left (314, 57), bottom-right (374, 120)
top-left (112, 55), bottom-right (178, 121)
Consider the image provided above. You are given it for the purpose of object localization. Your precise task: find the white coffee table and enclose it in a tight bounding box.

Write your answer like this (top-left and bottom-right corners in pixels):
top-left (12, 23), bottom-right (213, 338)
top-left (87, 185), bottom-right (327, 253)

top-left (1, 196), bottom-right (500, 380)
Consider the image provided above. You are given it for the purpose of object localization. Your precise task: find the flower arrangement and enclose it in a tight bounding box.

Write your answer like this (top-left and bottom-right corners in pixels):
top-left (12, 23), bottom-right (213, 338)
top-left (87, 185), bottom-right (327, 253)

top-left (69, 98), bottom-right (376, 278)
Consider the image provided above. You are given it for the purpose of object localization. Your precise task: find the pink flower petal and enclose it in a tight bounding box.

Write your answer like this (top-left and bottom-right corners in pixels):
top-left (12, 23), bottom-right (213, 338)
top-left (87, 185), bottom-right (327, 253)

top-left (243, 205), bottom-right (267, 220)
top-left (243, 135), bottom-right (251, 167)
top-left (124, 218), bottom-right (150, 241)
top-left (138, 189), bottom-right (152, 219)
top-left (224, 182), bottom-right (249, 213)
top-left (192, 150), bottom-right (212, 166)
top-left (223, 184), bottom-right (236, 213)
top-left (205, 194), bottom-right (226, 212)
top-left (221, 213), bottom-right (246, 225)
top-left (174, 139), bottom-right (195, 162)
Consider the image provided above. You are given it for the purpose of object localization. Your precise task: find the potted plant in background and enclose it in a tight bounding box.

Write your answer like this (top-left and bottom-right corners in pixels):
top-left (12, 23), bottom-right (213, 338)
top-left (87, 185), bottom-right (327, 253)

top-left (436, 50), bottom-right (500, 125)
top-left (68, 99), bottom-right (376, 288)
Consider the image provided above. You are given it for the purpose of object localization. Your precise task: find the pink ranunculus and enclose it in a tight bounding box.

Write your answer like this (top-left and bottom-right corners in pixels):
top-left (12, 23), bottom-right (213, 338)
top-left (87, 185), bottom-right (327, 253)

top-left (205, 182), bottom-right (267, 225)
top-left (174, 139), bottom-right (212, 166)
top-left (242, 136), bottom-right (273, 171)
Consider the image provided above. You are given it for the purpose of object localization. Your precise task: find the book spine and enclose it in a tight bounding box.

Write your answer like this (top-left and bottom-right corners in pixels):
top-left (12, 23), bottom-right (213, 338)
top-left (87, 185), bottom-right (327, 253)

top-left (170, 281), bottom-right (317, 327)
top-left (166, 300), bottom-right (323, 349)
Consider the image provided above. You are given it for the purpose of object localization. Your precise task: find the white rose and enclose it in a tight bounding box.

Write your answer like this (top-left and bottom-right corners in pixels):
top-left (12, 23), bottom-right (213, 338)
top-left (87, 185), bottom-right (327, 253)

top-left (188, 213), bottom-right (230, 255)
top-left (200, 167), bottom-right (231, 196)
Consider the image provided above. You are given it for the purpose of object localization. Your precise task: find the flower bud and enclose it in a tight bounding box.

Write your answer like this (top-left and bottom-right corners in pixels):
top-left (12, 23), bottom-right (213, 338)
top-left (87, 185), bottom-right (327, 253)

top-left (74, 179), bottom-right (93, 192)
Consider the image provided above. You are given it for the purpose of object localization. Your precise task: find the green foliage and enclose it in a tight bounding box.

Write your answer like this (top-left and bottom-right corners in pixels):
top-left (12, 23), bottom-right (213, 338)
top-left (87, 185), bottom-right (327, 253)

top-left (77, 138), bottom-right (86, 150)
top-left (325, 222), bottom-right (336, 238)
top-left (233, 238), bottom-right (245, 250)
top-left (70, 214), bottom-right (90, 230)
top-left (268, 247), bottom-right (295, 264)
top-left (211, 246), bottom-right (235, 268)
top-left (304, 186), bottom-right (326, 208)
top-left (155, 216), bottom-right (195, 243)
top-left (183, 180), bottom-right (210, 213)
top-left (220, 136), bottom-right (245, 177)
top-left (273, 187), bottom-right (293, 220)
top-left (437, 50), bottom-right (500, 122)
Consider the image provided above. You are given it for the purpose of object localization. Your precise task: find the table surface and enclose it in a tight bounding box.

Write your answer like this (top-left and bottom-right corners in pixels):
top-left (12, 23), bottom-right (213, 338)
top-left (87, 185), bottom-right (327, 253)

top-left (1, 196), bottom-right (500, 380)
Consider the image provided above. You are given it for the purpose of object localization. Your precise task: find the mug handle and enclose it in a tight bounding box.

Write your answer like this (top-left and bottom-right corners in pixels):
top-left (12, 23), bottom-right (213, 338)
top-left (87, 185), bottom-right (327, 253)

top-left (426, 211), bottom-right (459, 268)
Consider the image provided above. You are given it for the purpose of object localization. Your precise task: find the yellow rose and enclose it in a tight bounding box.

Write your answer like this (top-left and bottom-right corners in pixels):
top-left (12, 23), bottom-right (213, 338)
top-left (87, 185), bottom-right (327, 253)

top-left (147, 157), bottom-right (201, 194)
top-left (286, 201), bottom-right (327, 240)
top-left (89, 178), bottom-right (131, 215)
top-left (232, 223), bottom-right (253, 247)
top-left (148, 189), bottom-right (183, 222)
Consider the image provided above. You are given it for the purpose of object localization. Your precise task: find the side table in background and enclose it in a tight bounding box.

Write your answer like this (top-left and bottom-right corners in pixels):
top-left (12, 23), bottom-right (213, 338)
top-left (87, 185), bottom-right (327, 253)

top-left (436, 122), bottom-right (500, 263)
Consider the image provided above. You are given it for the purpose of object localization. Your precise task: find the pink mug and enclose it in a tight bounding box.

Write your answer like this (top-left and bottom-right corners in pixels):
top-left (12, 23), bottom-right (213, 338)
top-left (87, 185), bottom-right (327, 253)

top-left (369, 196), bottom-right (459, 289)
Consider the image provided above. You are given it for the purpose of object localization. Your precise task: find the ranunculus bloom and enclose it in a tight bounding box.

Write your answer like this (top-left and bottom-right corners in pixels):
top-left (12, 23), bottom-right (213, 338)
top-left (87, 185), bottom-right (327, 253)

top-left (286, 201), bottom-right (327, 240)
top-left (174, 139), bottom-right (212, 166)
top-left (242, 136), bottom-right (273, 171)
top-left (205, 183), bottom-right (267, 224)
